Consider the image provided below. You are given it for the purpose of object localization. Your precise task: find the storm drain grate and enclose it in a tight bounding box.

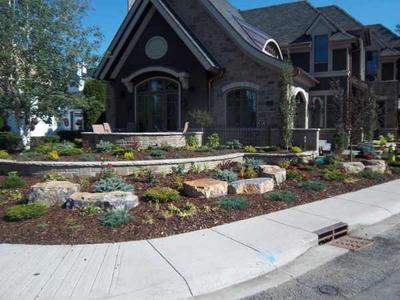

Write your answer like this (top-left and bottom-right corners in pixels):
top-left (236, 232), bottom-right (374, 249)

top-left (330, 236), bottom-right (373, 251)
top-left (314, 222), bottom-right (348, 245)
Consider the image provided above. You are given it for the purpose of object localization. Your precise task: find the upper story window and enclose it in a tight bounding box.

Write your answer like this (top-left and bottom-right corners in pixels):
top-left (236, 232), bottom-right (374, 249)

top-left (314, 35), bottom-right (328, 72)
top-left (366, 51), bottom-right (378, 79)
top-left (381, 62), bottom-right (395, 81)
top-left (332, 49), bottom-right (347, 71)
top-left (226, 89), bottom-right (257, 128)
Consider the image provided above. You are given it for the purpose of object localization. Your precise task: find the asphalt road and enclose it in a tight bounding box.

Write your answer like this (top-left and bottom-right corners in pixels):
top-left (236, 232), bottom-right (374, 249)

top-left (245, 222), bottom-right (400, 300)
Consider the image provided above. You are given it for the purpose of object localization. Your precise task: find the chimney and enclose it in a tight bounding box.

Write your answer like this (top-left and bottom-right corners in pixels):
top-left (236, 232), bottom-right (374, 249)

top-left (128, 0), bottom-right (135, 11)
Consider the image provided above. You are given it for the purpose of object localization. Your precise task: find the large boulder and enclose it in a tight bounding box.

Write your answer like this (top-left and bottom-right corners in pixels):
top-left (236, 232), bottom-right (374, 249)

top-left (183, 178), bottom-right (228, 199)
top-left (69, 191), bottom-right (139, 210)
top-left (260, 165), bottom-right (286, 185)
top-left (363, 160), bottom-right (387, 174)
top-left (340, 162), bottom-right (365, 174)
top-left (28, 181), bottom-right (80, 207)
top-left (229, 178), bottom-right (274, 195)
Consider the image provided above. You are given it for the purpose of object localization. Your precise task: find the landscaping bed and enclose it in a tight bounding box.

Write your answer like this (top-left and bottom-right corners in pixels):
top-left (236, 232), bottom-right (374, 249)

top-left (0, 159), bottom-right (398, 245)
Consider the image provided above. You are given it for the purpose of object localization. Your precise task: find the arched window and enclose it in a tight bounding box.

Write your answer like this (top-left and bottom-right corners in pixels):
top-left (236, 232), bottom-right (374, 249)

top-left (135, 78), bottom-right (180, 132)
top-left (226, 89), bottom-right (257, 128)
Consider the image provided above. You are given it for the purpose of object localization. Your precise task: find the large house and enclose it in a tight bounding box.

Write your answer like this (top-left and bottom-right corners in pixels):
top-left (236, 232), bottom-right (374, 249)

top-left (94, 0), bottom-right (399, 145)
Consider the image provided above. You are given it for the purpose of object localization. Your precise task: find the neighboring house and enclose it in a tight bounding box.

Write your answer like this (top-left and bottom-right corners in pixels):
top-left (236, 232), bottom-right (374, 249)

top-left (94, 0), bottom-right (399, 145)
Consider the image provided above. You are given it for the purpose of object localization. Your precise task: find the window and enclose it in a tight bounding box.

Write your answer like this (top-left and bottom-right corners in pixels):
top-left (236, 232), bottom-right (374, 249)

top-left (314, 35), bottom-right (328, 72)
top-left (366, 51), bottom-right (378, 79)
top-left (381, 63), bottom-right (395, 81)
top-left (332, 49), bottom-right (347, 71)
top-left (226, 89), bottom-right (257, 128)
top-left (291, 52), bottom-right (310, 72)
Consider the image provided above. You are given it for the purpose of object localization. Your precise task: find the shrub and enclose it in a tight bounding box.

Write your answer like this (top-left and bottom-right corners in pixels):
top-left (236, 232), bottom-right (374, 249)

top-left (79, 153), bottom-right (97, 161)
top-left (54, 142), bottom-right (83, 156)
top-left (144, 187), bottom-right (180, 203)
top-left (390, 167), bottom-right (400, 175)
top-left (279, 160), bottom-right (291, 169)
top-left (43, 170), bottom-right (66, 182)
top-left (47, 150), bottom-right (60, 161)
top-left (299, 180), bottom-right (326, 192)
top-left (0, 150), bottom-right (11, 160)
top-left (4, 204), bottom-right (48, 221)
top-left (80, 203), bottom-right (103, 217)
top-left (265, 191), bottom-right (297, 202)
top-left (323, 169), bottom-right (346, 181)
top-left (0, 132), bottom-right (22, 152)
top-left (291, 146), bottom-right (302, 154)
top-left (386, 133), bottom-right (396, 142)
top-left (186, 134), bottom-right (199, 148)
top-left (150, 149), bottom-right (166, 158)
top-left (20, 151), bottom-right (41, 161)
top-left (189, 110), bottom-right (213, 129)
top-left (96, 140), bottom-right (114, 153)
top-left (225, 139), bottom-right (242, 150)
top-left (100, 165), bottom-right (117, 178)
top-left (217, 196), bottom-right (248, 210)
top-left (243, 145), bottom-right (257, 153)
top-left (207, 133), bottom-right (220, 149)
top-left (239, 166), bottom-right (257, 179)
top-left (172, 175), bottom-right (184, 190)
top-left (361, 170), bottom-right (383, 180)
top-left (123, 151), bottom-right (136, 160)
top-left (1, 172), bottom-right (25, 189)
top-left (214, 169), bottom-right (238, 183)
top-left (178, 202), bottom-right (197, 218)
top-left (93, 176), bottom-right (134, 192)
top-left (171, 164), bottom-right (185, 175)
top-left (244, 158), bottom-right (263, 170)
top-left (378, 135), bottom-right (388, 146)
top-left (261, 145), bottom-right (279, 152)
top-left (217, 160), bottom-right (238, 170)
top-left (100, 210), bottom-right (133, 227)
top-left (287, 169), bottom-right (305, 181)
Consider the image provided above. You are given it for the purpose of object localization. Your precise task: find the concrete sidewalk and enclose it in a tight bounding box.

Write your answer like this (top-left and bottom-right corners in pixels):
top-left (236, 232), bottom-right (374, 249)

top-left (1, 180), bottom-right (399, 300)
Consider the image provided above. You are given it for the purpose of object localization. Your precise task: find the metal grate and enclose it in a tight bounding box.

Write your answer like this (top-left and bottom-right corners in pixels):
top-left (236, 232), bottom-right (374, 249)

top-left (314, 222), bottom-right (348, 245)
top-left (330, 236), bottom-right (373, 251)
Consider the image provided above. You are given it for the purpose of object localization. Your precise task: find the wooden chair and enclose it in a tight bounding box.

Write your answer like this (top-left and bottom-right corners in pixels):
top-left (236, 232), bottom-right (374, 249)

top-left (92, 124), bottom-right (105, 133)
top-left (182, 122), bottom-right (189, 134)
top-left (103, 123), bottom-right (112, 133)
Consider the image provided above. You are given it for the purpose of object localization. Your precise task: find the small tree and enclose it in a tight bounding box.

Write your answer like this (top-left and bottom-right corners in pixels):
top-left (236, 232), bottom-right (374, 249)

top-left (82, 79), bottom-right (106, 130)
top-left (189, 110), bottom-right (213, 131)
top-left (279, 62), bottom-right (296, 150)
top-left (329, 80), bottom-right (347, 154)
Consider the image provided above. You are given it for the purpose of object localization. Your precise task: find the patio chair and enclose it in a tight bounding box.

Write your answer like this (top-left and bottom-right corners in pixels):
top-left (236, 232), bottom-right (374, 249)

top-left (103, 123), bottom-right (112, 133)
top-left (182, 122), bottom-right (189, 134)
top-left (92, 124), bottom-right (106, 133)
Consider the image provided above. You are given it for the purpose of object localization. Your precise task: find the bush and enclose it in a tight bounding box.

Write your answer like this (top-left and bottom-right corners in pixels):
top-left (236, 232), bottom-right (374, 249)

top-left (361, 170), bottom-right (383, 180)
top-left (386, 133), bottom-right (396, 142)
top-left (123, 151), bottom-right (136, 160)
top-left (186, 134), bottom-right (199, 148)
top-left (100, 210), bottom-right (133, 227)
top-left (323, 169), bottom-right (346, 181)
top-left (0, 150), bottom-right (11, 160)
top-left (47, 150), bottom-right (60, 161)
top-left (265, 191), bottom-right (297, 202)
top-left (96, 140), bottom-right (114, 153)
top-left (143, 187), bottom-right (180, 203)
top-left (93, 176), bottom-right (134, 192)
top-left (79, 153), bottom-right (97, 161)
top-left (291, 146), bottom-right (302, 154)
top-left (390, 167), bottom-right (400, 175)
top-left (43, 170), bottom-right (66, 182)
top-left (299, 180), bottom-right (326, 192)
top-left (150, 149), bottom-right (166, 158)
top-left (287, 169), bottom-right (305, 181)
top-left (189, 110), bottom-right (213, 129)
top-left (261, 145), bottom-right (279, 152)
top-left (217, 196), bottom-right (248, 210)
top-left (226, 139), bottom-right (242, 150)
top-left (207, 133), bottom-right (220, 149)
top-left (4, 204), bottom-right (48, 221)
top-left (0, 132), bottom-right (22, 152)
top-left (244, 158), bottom-right (263, 170)
top-left (239, 166), bottom-right (257, 179)
top-left (30, 135), bottom-right (60, 147)
top-left (1, 172), bottom-right (25, 189)
top-left (378, 135), bottom-right (388, 146)
top-left (80, 203), bottom-right (103, 217)
top-left (214, 169), bottom-right (238, 183)
top-left (54, 142), bottom-right (83, 156)
top-left (243, 145), bottom-right (257, 153)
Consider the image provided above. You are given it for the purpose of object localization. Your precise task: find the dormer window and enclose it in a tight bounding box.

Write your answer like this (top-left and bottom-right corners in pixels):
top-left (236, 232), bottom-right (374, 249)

top-left (314, 35), bottom-right (328, 72)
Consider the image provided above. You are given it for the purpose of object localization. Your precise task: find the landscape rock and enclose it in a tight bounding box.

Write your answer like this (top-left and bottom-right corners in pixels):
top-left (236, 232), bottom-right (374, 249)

top-left (363, 160), bottom-right (387, 174)
top-left (340, 162), bottom-right (365, 174)
top-left (69, 191), bottom-right (139, 210)
top-left (260, 165), bottom-right (286, 185)
top-left (183, 178), bottom-right (228, 199)
top-left (229, 178), bottom-right (274, 195)
top-left (28, 181), bottom-right (80, 207)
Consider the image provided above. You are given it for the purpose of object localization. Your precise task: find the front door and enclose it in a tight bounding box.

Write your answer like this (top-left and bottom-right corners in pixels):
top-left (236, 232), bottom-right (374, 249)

top-left (136, 78), bottom-right (180, 132)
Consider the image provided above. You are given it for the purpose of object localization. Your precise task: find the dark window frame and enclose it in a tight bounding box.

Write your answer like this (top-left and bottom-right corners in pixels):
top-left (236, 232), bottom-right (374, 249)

top-left (314, 35), bottom-right (329, 72)
top-left (226, 89), bottom-right (257, 128)
top-left (332, 48), bottom-right (347, 71)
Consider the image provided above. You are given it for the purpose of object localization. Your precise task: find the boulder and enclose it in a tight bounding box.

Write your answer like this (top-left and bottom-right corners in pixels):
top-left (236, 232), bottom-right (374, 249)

top-left (183, 178), bottom-right (228, 199)
top-left (69, 191), bottom-right (139, 210)
top-left (28, 181), bottom-right (80, 207)
top-left (364, 160), bottom-right (387, 174)
top-left (340, 162), bottom-right (365, 174)
top-left (229, 178), bottom-right (274, 195)
top-left (260, 165), bottom-right (286, 185)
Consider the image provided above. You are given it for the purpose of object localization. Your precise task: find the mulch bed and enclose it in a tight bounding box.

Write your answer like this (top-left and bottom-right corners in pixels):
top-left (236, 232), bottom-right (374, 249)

top-left (0, 170), bottom-right (398, 245)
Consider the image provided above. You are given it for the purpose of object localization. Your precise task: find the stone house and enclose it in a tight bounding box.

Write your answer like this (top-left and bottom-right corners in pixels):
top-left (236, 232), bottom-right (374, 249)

top-left (94, 0), bottom-right (399, 146)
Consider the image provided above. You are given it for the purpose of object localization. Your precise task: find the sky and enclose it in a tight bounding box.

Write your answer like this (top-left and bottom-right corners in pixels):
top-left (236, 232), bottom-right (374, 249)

top-left (84, 0), bottom-right (400, 55)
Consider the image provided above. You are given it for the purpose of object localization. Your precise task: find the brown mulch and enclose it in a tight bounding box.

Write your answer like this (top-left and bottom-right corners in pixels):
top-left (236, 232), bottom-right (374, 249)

top-left (0, 171), bottom-right (398, 245)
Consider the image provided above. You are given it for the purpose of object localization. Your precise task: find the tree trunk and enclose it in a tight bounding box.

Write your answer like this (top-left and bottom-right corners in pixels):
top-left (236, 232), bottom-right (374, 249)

top-left (18, 118), bottom-right (31, 150)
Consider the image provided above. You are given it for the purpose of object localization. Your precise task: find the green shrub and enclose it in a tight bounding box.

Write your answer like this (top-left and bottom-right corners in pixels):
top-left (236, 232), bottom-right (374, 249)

top-left (47, 150), bottom-right (60, 161)
top-left (378, 135), bottom-right (388, 146)
top-left (207, 133), bottom-right (220, 149)
top-left (123, 151), bottom-right (136, 160)
top-left (265, 191), bottom-right (297, 202)
top-left (287, 169), bottom-right (304, 181)
top-left (299, 180), bottom-right (326, 192)
top-left (244, 158), bottom-right (263, 170)
top-left (80, 203), bottom-right (103, 217)
top-left (239, 166), bottom-right (257, 179)
top-left (43, 170), bottom-right (66, 182)
top-left (0, 150), bottom-right (11, 160)
top-left (226, 139), bottom-right (242, 150)
top-left (361, 170), bottom-right (383, 180)
top-left (93, 176), bottom-right (134, 192)
top-left (100, 210), bottom-right (133, 227)
top-left (0, 132), bottom-right (22, 152)
top-left (217, 196), bottom-right (248, 210)
top-left (54, 142), bottom-right (83, 156)
top-left (323, 169), bottom-right (346, 181)
top-left (386, 133), bottom-right (396, 142)
top-left (1, 172), bottom-right (25, 189)
top-left (261, 145), bottom-right (279, 152)
top-left (20, 151), bottom-right (41, 161)
top-left (243, 145), bottom-right (257, 153)
top-left (291, 146), bottom-right (302, 154)
top-left (189, 110), bottom-right (213, 129)
top-left (4, 204), bottom-right (48, 221)
top-left (150, 149), bottom-right (166, 158)
top-left (143, 187), bottom-right (180, 203)
top-left (214, 169), bottom-right (238, 183)
top-left (96, 140), bottom-right (114, 153)
top-left (186, 134), bottom-right (199, 148)
top-left (79, 153), bottom-right (97, 161)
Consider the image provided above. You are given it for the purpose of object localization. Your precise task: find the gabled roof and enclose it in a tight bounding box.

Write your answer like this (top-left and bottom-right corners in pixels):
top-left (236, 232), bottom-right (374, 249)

top-left (367, 24), bottom-right (400, 50)
top-left (317, 5), bottom-right (363, 32)
top-left (94, 0), bottom-right (221, 80)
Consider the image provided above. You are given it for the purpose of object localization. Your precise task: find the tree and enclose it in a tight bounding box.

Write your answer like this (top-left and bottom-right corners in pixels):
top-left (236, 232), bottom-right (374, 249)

top-left (0, 0), bottom-right (102, 148)
top-left (329, 80), bottom-right (347, 154)
top-left (189, 110), bottom-right (213, 131)
top-left (82, 79), bottom-right (106, 130)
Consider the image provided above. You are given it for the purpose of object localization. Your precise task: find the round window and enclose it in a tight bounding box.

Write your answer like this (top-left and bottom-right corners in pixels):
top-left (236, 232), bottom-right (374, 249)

top-left (145, 36), bottom-right (168, 60)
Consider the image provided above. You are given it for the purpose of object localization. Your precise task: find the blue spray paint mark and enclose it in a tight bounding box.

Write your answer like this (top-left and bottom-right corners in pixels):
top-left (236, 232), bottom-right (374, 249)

top-left (258, 251), bottom-right (277, 264)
